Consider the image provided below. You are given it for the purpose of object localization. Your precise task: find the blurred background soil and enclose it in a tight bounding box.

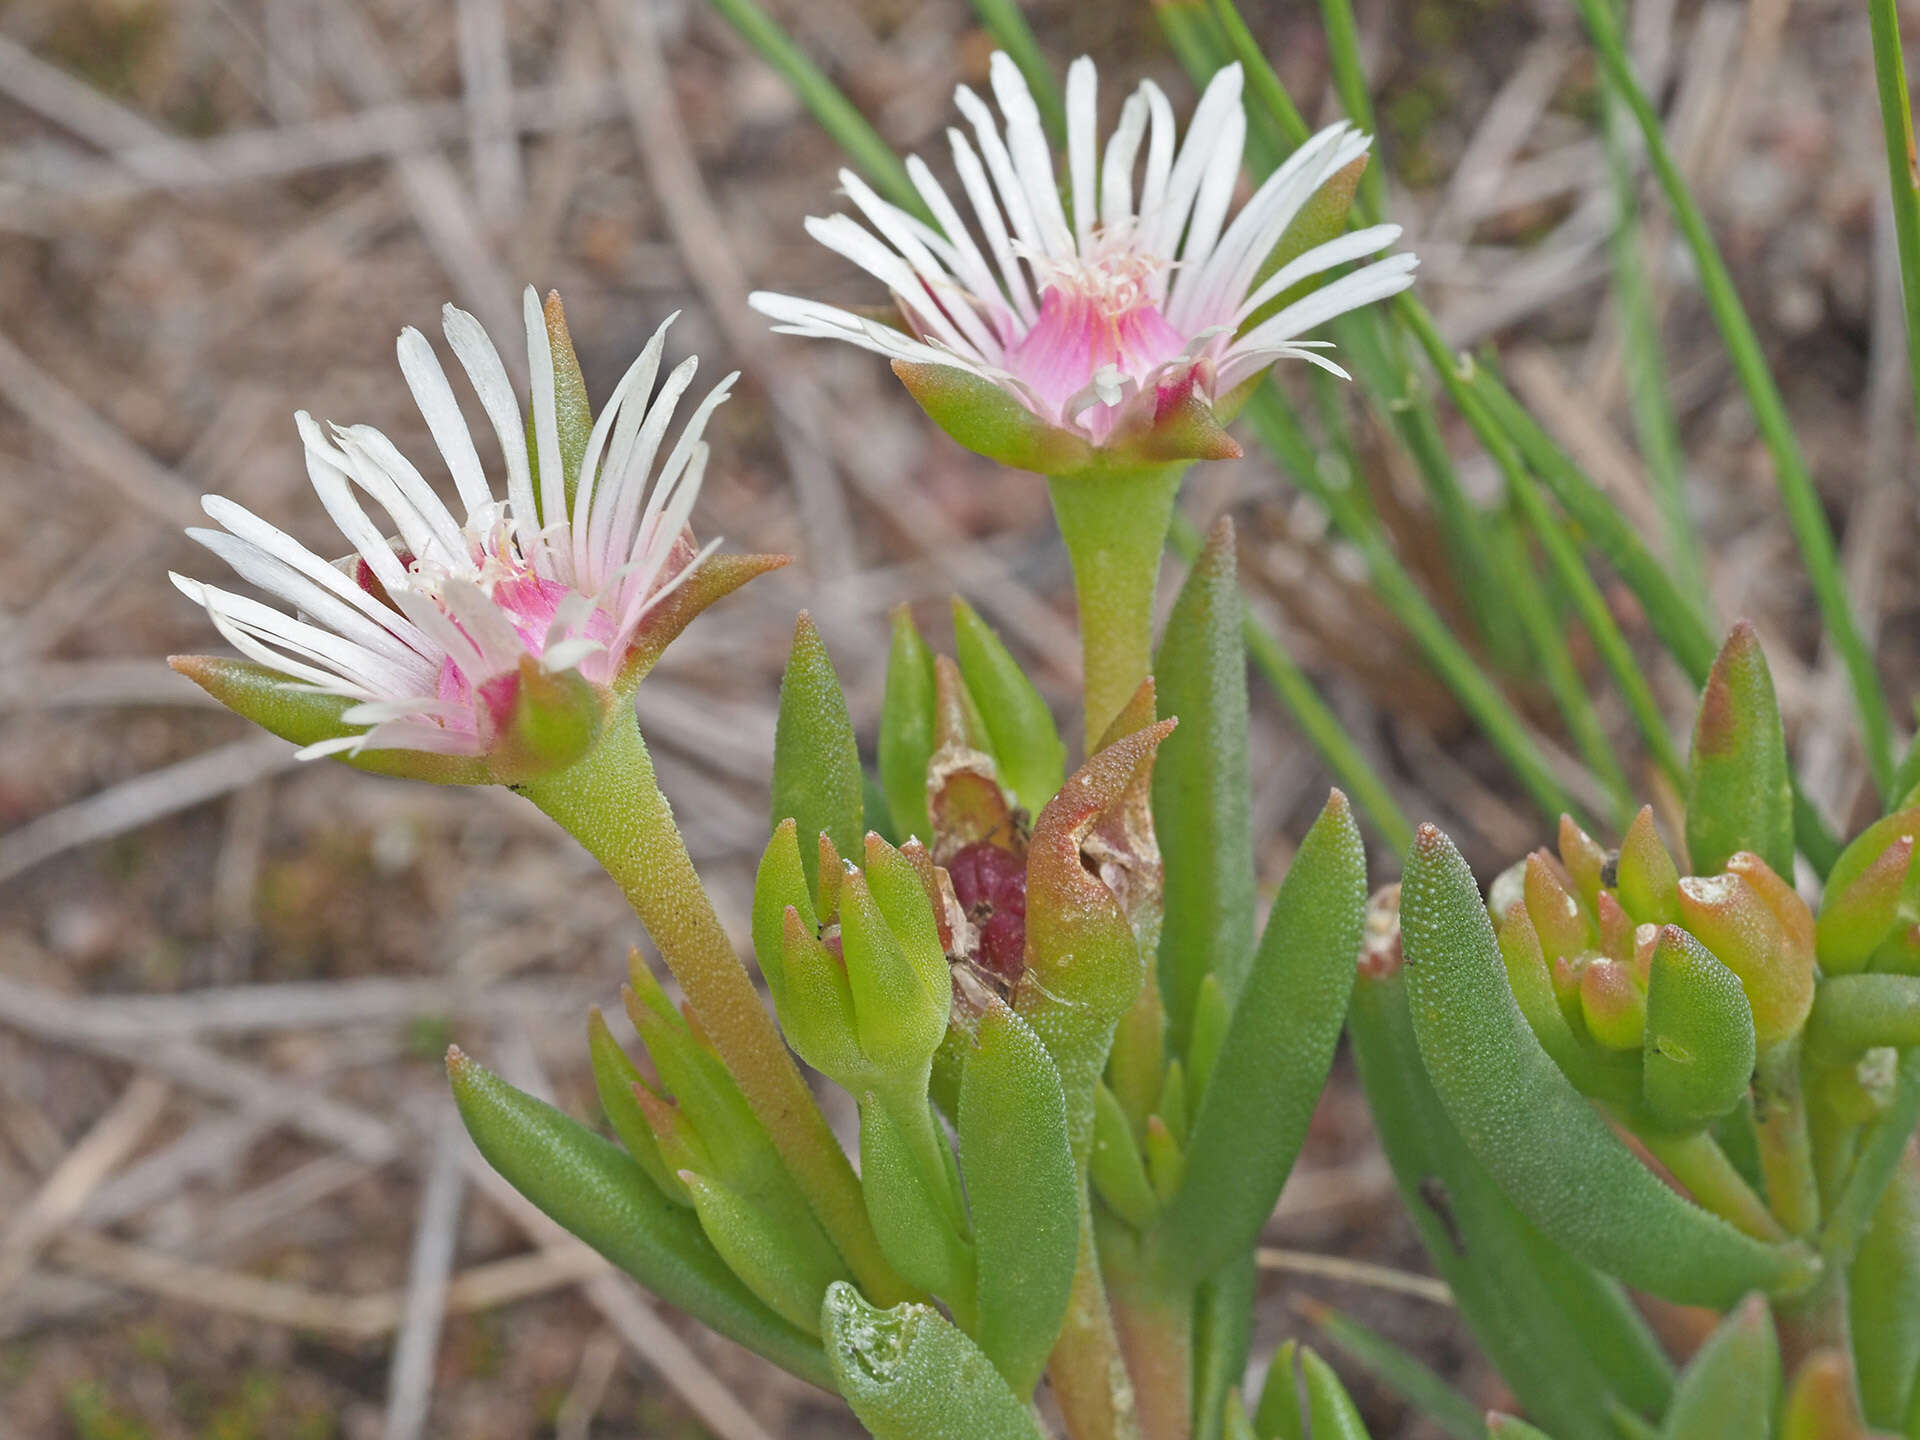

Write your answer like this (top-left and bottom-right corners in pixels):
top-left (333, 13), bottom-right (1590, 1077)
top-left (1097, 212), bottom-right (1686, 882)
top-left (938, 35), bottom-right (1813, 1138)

top-left (0, 0), bottom-right (1911, 1434)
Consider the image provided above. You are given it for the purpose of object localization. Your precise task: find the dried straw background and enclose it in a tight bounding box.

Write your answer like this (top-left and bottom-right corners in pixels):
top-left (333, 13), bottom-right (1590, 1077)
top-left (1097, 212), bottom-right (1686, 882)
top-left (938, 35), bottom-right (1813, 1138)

top-left (0, 0), bottom-right (1910, 1434)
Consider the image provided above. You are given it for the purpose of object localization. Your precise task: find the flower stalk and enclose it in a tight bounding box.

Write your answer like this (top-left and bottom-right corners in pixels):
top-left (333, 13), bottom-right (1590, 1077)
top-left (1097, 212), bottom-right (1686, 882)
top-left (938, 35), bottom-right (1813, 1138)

top-left (520, 700), bottom-right (910, 1303)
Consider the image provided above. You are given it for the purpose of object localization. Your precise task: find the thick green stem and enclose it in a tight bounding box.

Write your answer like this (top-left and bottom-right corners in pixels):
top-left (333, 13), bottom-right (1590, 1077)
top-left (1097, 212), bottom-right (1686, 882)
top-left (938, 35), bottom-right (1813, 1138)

top-left (521, 703), bottom-right (910, 1303)
top-left (1048, 461), bottom-right (1188, 751)
top-left (1755, 1040), bottom-right (1822, 1239)
top-left (1640, 1129), bottom-right (1789, 1244)
top-left (1107, 1251), bottom-right (1194, 1440)
top-left (1050, 1194), bottom-right (1144, 1440)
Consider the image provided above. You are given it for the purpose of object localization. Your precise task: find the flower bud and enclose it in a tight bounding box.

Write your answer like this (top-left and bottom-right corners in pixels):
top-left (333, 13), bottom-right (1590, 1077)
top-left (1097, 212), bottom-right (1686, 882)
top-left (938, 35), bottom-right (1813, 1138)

top-left (1643, 925), bottom-right (1755, 1130)
top-left (928, 656), bottom-right (1024, 862)
top-left (1816, 808), bottom-right (1920, 975)
top-left (1616, 805), bottom-right (1681, 925)
top-left (1677, 859), bottom-right (1814, 1046)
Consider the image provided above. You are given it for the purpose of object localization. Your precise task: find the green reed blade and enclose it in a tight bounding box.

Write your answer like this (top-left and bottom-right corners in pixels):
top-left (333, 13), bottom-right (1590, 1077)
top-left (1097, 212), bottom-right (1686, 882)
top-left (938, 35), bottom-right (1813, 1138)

top-left (1868, 0), bottom-right (1920, 457)
top-left (1568, 0), bottom-right (1896, 799)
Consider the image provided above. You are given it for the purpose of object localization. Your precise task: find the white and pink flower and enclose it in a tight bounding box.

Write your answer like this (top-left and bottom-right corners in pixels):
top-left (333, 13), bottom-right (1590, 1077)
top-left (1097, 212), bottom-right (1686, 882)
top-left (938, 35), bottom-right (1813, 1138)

top-left (172, 288), bottom-right (733, 763)
top-left (749, 54), bottom-right (1417, 452)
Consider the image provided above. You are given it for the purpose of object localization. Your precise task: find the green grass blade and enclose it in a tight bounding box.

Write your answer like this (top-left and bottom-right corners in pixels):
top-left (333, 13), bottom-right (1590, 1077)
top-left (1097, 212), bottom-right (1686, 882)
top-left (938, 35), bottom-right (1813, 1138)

top-left (1464, 365), bottom-right (1844, 873)
top-left (966, 0), bottom-right (1065, 142)
top-left (1568, 0), bottom-right (1896, 798)
top-left (1207, 0), bottom-right (1310, 148)
top-left (700, 0), bottom-right (928, 220)
top-left (1867, 0), bottom-right (1920, 453)
top-left (1241, 388), bottom-right (1585, 826)
top-left (1600, 88), bottom-right (1708, 617)
top-left (1313, 0), bottom-right (1386, 216)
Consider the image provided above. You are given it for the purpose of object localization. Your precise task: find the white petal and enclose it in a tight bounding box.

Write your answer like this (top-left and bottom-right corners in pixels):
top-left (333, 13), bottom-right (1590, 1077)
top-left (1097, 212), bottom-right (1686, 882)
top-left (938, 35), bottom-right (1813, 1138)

top-left (1138, 80), bottom-right (1177, 232)
top-left (443, 302), bottom-right (537, 545)
top-left (989, 52), bottom-right (1072, 258)
top-left (945, 128), bottom-right (1037, 326)
top-left (1167, 102), bottom-right (1248, 311)
top-left (296, 412), bottom-right (409, 594)
top-left (589, 354), bottom-right (698, 579)
top-left (907, 153), bottom-right (1016, 336)
top-left (573, 315), bottom-right (673, 586)
top-left (397, 325), bottom-right (493, 519)
top-left (836, 170), bottom-right (1006, 362)
top-left (1230, 251), bottom-right (1420, 356)
top-left (332, 423), bottom-right (467, 567)
top-left (1100, 88), bottom-right (1150, 231)
top-left (1145, 63), bottom-right (1245, 265)
top-left (1232, 223), bottom-right (1404, 327)
top-left (1065, 57), bottom-right (1098, 254)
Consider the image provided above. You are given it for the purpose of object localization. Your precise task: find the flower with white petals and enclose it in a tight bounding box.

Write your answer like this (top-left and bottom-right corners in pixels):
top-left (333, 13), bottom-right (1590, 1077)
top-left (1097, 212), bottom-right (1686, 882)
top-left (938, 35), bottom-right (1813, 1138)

top-left (749, 55), bottom-right (1417, 461)
top-left (172, 288), bottom-right (737, 776)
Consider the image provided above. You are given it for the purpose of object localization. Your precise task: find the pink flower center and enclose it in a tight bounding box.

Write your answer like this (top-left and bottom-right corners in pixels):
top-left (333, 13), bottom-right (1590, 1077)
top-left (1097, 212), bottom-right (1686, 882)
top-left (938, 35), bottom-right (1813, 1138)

top-left (1007, 246), bottom-right (1188, 427)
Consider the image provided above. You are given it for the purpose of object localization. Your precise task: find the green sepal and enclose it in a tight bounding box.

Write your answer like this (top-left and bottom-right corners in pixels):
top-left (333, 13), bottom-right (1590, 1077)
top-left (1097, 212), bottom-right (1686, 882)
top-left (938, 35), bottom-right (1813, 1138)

top-left (771, 612), bottom-right (863, 894)
top-left (1401, 824), bottom-right (1818, 1306)
top-left (1153, 515), bottom-right (1257, 1049)
top-left (445, 1047), bottom-right (831, 1388)
top-left (951, 597), bottom-right (1066, 817)
top-left (819, 1282), bottom-right (1049, 1440)
top-left (1351, 950), bottom-right (1676, 1439)
top-left (959, 999), bottom-right (1079, 1398)
top-left (1091, 1081), bottom-right (1160, 1230)
top-left (619, 551), bottom-right (790, 688)
top-left (841, 866), bottom-right (949, 1073)
top-left (881, 605), bottom-right (939, 843)
top-left (585, 1007), bottom-right (686, 1204)
top-left (538, 290), bottom-right (593, 513)
top-left (752, 819), bottom-right (816, 999)
top-left (1239, 154), bottom-right (1369, 334)
top-left (1016, 720), bottom-right (1176, 1162)
top-left (491, 655), bottom-right (605, 785)
top-left (1687, 622), bottom-right (1795, 880)
top-left (1300, 1347), bottom-right (1374, 1440)
top-left (169, 656), bottom-right (489, 784)
top-left (891, 359), bottom-right (1094, 475)
top-left (858, 1093), bottom-right (974, 1302)
top-left (1657, 1295), bottom-right (1780, 1440)
top-left (1643, 925), bottom-right (1757, 1131)
top-left (679, 1167), bottom-right (851, 1337)
top-left (1816, 808), bottom-right (1920, 974)
top-left (1156, 790), bottom-right (1366, 1288)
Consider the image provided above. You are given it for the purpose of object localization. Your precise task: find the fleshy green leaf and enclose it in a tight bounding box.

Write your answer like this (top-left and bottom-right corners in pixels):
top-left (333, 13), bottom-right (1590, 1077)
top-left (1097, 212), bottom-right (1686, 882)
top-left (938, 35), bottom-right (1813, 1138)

top-left (820, 1282), bottom-right (1049, 1440)
top-left (858, 1094), bottom-right (973, 1300)
top-left (1192, 1253), bottom-right (1256, 1440)
top-left (1350, 952), bottom-right (1675, 1439)
top-left (1643, 926), bottom-right (1756, 1130)
top-left (1849, 1150), bottom-right (1920, 1429)
top-left (1253, 1341), bottom-right (1306, 1440)
top-left (880, 606), bottom-right (939, 843)
top-left (959, 1000), bottom-right (1078, 1398)
top-left (1090, 1081), bottom-right (1159, 1230)
top-left (1780, 1351), bottom-right (1866, 1440)
top-left (1815, 807), bottom-right (1920, 974)
top-left (1401, 825), bottom-right (1818, 1306)
top-left (1657, 1296), bottom-right (1780, 1440)
top-left (586, 1007), bottom-right (686, 1203)
top-left (1153, 516), bottom-right (1257, 1049)
top-left (951, 598), bottom-right (1065, 817)
top-left (680, 1168), bottom-right (849, 1336)
top-left (771, 612), bottom-right (863, 894)
top-left (1157, 791), bottom-right (1366, 1287)
top-left (751, 819), bottom-right (816, 999)
top-left (1303, 1304), bottom-right (1488, 1440)
top-left (1687, 623), bottom-right (1794, 880)
top-left (446, 1047), bottom-right (831, 1388)
top-left (1487, 1418), bottom-right (1555, 1439)
top-left (1300, 1347), bottom-right (1374, 1440)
